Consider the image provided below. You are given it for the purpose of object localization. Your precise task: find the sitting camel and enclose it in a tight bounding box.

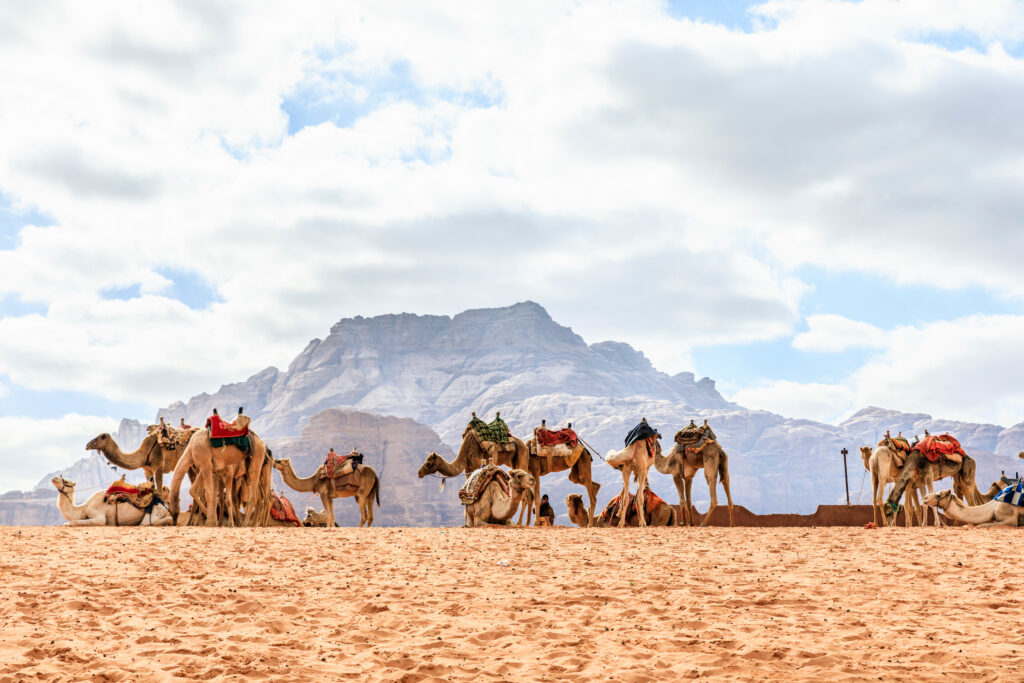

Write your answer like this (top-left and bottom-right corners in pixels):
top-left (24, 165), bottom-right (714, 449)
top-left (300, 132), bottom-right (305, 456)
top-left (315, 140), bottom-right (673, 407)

top-left (463, 469), bottom-right (536, 527)
top-left (566, 492), bottom-right (676, 527)
top-left (52, 477), bottom-right (173, 526)
top-left (303, 507), bottom-right (330, 527)
top-left (922, 489), bottom-right (1024, 527)
top-left (273, 458), bottom-right (380, 527)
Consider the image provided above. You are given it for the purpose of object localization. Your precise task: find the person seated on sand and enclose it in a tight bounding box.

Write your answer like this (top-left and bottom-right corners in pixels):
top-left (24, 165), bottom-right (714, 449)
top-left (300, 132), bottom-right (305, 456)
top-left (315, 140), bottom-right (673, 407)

top-left (538, 494), bottom-right (555, 526)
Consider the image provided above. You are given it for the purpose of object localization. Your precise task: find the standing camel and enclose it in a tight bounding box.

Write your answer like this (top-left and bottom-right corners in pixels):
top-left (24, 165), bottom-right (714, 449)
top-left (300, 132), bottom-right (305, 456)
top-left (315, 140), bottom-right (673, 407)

top-left (860, 444), bottom-right (923, 527)
top-left (272, 458), bottom-right (380, 527)
top-left (605, 420), bottom-right (660, 528)
top-left (883, 450), bottom-right (983, 526)
top-left (653, 425), bottom-right (734, 527)
top-left (86, 428), bottom-right (196, 491)
top-left (52, 477), bottom-right (173, 526)
top-left (169, 425), bottom-right (271, 527)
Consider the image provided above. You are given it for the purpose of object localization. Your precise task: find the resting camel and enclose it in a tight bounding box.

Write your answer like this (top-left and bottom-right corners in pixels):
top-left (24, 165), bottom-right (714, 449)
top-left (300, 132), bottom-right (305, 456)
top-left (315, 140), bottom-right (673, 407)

top-left (52, 477), bottom-right (173, 526)
top-left (273, 458), bottom-right (380, 527)
top-left (169, 420), bottom-right (271, 527)
top-left (86, 427), bottom-right (196, 491)
top-left (653, 427), bottom-right (734, 527)
top-left (883, 450), bottom-right (983, 526)
top-left (923, 488), bottom-right (1024, 527)
top-left (303, 507), bottom-right (330, 527)
top-left (605, 427), bottom-right (659, 527)
top-left (418, 424), bottom-right (594, 526)
top-left (859, 444), bottom-right (923, 527)
top-left (463, 469), bottom-right (536, 527)
top-left (566, 492), bottom-right (676, 527)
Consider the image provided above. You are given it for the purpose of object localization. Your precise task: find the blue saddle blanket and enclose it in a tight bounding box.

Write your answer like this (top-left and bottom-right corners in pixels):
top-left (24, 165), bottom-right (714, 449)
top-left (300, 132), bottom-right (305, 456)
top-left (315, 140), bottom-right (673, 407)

top-left (624, 421), bottom-right (660, 447)
top-left (994, 480), bottom-right (1024, 507)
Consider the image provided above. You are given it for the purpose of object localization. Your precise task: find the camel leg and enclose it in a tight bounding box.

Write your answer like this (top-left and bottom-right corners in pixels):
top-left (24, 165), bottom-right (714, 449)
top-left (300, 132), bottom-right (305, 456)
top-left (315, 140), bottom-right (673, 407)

top-left (586, 480), bottom-right (598, 528)
top-left (700, 465), bottom-right (718, 527)
top-left (671, 476), bottom-right (686, 527)
top-left (203, 469), bottom-right (219, 527)
top-left (683, 475), bottom-right (695, 527)
top-left (617, 469), bottom-right (631, 527)
top-left (323, 494), bottom-right (336, 528)
top-left (635, 470), bottom-right (648, 528)
top-left (69, 516), bottom-right (109, 526)
top-left (720, 461), bottom-right (735, 527)
top-left (533, 472), bottom-right (543, 526)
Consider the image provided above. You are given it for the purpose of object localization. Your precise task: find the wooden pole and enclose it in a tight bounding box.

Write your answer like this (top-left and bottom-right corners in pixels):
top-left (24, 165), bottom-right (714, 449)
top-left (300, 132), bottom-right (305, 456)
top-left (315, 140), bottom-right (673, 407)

top-left (841, 447), bottom-right (850, 505)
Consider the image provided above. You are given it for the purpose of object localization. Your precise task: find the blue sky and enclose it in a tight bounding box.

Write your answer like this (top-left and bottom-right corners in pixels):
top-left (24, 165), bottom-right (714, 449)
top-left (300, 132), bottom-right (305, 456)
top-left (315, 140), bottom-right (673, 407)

top-left (2, 0), bottom-right (1024, 490)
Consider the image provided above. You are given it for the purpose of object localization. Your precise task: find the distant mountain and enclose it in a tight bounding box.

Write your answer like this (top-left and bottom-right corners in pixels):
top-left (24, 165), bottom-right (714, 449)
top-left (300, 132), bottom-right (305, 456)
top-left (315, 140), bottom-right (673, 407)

top-left (6, 302), bottom-right (1024, 525)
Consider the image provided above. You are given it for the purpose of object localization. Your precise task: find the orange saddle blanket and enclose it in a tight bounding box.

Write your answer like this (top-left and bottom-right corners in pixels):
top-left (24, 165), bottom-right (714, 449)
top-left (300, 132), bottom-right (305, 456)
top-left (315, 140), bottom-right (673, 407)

top-left (270, 493), bottom-right (301, 527)
top-left (601, 488), bottom-right (665, 522)
top-left (916, 434), bottom-right (966, 463)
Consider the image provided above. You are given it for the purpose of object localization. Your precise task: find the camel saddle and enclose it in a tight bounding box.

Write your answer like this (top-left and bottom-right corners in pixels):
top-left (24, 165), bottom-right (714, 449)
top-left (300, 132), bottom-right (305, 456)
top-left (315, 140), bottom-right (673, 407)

top-left (624, 419), bottom-right (660, 447)
top-left (317, 451), bottom-right (363, 480)
top-left (469, 415), bottom-right (511, 444)
top-left (600, 487), bottom-right (665, 523)
top-left (994, 480), bottom-right (1024, 507)
top-left (916, 434), bottom-right (965, 464)
top-left (205, 413), bottom-right (252, 453)
top-left (148, 423), bottom-right (195, 451)
top-left (458, 464), bottom-right (510, 505)
top-left (530, 439), bottom-right (585, 472)
top-left (103, 479), bottom-right (156, 509)
top-left (270, 492), bottom-right (302, 527)
top-left (878, 434), bottom-right (912, 467)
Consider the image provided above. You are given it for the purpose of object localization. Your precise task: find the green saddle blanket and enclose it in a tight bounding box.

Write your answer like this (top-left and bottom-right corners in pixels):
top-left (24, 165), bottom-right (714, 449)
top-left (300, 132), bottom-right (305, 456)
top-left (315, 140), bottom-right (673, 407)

top-left (469, 416), bottom-right (510, 444)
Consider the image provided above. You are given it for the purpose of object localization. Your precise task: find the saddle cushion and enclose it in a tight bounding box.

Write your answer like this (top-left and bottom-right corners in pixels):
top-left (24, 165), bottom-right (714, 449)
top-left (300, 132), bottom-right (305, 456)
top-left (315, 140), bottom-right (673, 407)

top-left (536, 427), bottom-right (578, 448)
top-left (878, 436), bottom-right (912, 453)
top-left (994, 480), bottom-right (1024, 507)
top-left (531, 441), bottom-right (585, 469)
top-left (206, 413), bottom-right (250, 439)
top-left (318, 452), bottom-right (363, 480)
top-left (104, 480), bottom-right (156, 509)
top-left (459, 464), bottom-right (510, 505)
top-left (270, 493), bottom-right (302, 527)
top-left (916, 434), bottom-right (966, 463)
top-left (469, 416), bottom-right (511, 444)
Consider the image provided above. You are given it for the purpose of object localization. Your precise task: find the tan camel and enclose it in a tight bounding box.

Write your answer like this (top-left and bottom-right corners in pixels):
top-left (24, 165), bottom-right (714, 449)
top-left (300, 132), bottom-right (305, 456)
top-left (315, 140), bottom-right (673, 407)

top-left (86, 427), bottom-right (196, 491)
top-left (605, 425), bottom-right (660, 528)
top-left (860, 445), bottom-right (923, 527)
top-left (272, 458), bottom-right (380, 528)
top-left (653, 426), bottom-right (734, 527)
top-left (884, 450), bottom-right (984, 526)
top-left (52, 477), bottom-right (173, 526)
top-left (923, 488), bottom-right (1024, 527)
top-left (303, 507), bottom-right (330, 527)
top-left (168, 418), bottom-right (271, 527)
top-left (463, 469), bottom-right (536, 527)
top-left (418, 422), bottom-right (599, 527)
top-left (566, 492), bottom-right (676, 527)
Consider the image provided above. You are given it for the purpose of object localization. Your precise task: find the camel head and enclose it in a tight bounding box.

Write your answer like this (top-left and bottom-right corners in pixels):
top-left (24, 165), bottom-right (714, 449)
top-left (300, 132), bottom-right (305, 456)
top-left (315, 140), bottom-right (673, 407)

top-left (859, 446), bottom-right (872, 470)
top-left (303, 507), bottom-right (328, 527)
top-left (270, 458), bottom-right (287, 471)
top-left (507, 469), bottom-right (536, 493)
top-left (922, 489), bottom-right (954, 509)
top-left (86, 433), bottom-right (112, 451)
top-left (418, 453), bottom-right (441, 478)
top-left (565, 493), bottom-right (587, 526)
top-left (51, 476), bottom-right (76, 492)
top-left (1018, 451), bottom-right (1024, 460)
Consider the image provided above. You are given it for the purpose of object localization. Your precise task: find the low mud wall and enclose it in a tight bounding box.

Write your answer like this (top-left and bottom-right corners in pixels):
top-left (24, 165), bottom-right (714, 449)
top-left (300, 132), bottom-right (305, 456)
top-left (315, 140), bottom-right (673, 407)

top-left (676, 504), bottom-right (937, 527)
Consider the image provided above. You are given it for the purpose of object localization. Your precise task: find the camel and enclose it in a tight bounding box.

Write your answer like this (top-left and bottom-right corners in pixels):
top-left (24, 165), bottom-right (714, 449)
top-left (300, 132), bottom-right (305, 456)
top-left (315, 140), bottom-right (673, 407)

top-left (859, 444), bottom-right (923, 527)
top-left (272, 458), bottom-right (380, 527)
top-left (653, 427), bottom-right (734, 527)
top-left (168, 420), bottom-right (272, 527)
top-left (303, 507), bottom-right (330, 527)
top-left (463, 468), bottom-right (536, 527)
top-left (418, 422), bottom-right (599, 527)
top-left (86, 427), bottom-right (196, 491)
top-left (566, 492), bottom-right (676, 527)
top-left (605, 424), bottom-right (660, 528)
top-left (922, 488), bottom-right (1024, 527)
top-left (883, 450), bottom-right (984, 526)
top-left (52, 477), bottom-right (173, 526)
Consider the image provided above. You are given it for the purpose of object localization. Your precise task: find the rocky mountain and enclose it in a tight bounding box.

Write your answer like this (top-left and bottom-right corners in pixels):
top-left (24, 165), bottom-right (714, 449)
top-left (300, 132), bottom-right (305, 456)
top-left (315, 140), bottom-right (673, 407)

top-left (5, 302), bottom-right (1024, 524)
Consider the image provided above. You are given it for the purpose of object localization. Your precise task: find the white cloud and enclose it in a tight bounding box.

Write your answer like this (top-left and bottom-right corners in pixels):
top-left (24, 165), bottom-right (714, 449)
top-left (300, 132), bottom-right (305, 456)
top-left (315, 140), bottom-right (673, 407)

top-left (793, 314), bottom-right (887, 352)
top-left (0, 1), bottom-right (1021, 425)
top-left (0, 413), bottom-right (118, 492)
top-left (729, 380), bottom-right (856, 424)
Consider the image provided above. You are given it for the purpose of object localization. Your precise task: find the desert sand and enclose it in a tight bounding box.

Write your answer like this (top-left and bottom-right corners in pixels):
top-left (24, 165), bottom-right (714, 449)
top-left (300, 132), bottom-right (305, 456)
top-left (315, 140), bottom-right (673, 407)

top-left (0, 525), bottom-right (1021, 681)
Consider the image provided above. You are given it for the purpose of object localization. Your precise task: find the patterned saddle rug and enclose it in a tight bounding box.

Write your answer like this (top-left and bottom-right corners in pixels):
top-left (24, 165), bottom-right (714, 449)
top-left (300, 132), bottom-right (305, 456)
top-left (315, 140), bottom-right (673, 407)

top-left (459, 465), bottom-right (510, 505)
top-left (878, 435), bottom-right (912, 454)
top-left (994, 480), bottom-right (1024, 507)
top-left (916, 434), bottom-right (966, 463)
top-left (103, 479), bottom-right (156, 509)
top-left (600, 488), bottom-right (665, 523)
top-left (469, 415), bottom-right (511, 444)
top-left (148, 422), bottom-right (195, 451)
top-left (317, 451), bottom-right (363, 480)
top-left (270, 492), bottom-right (302, 527)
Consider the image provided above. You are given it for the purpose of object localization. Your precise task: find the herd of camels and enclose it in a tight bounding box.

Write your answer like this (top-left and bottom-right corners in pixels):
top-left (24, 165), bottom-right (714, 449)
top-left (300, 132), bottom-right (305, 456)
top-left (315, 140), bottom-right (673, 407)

top-left (52, 410), bottom-right (1024, 529)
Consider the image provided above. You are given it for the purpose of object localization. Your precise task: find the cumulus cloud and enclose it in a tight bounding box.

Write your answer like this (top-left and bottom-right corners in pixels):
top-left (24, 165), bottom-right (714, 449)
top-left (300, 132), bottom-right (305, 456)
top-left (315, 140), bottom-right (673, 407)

top-left (0, 413), bottom-right (117, 491)
top-left (793, 315), bottom-right (887, 352)
top-left (729, 380), bottom-right (856, 424)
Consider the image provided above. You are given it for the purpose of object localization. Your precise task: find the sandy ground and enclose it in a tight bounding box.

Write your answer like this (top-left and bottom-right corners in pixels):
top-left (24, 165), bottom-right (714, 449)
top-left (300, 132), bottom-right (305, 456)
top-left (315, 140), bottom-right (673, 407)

top-left (0, 526), bottom-right (1021, 682)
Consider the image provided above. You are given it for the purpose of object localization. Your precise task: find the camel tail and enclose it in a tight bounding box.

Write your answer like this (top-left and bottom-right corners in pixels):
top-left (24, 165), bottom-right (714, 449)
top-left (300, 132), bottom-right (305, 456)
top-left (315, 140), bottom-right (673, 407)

top-left (372, 473), bottom-right (381, 509)
top-left (169, 442), bottom-right (194, 521)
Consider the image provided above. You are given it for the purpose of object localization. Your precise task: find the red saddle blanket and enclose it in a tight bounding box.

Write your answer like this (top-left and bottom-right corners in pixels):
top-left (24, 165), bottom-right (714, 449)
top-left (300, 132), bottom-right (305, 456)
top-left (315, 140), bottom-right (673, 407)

top-left (536, 427), bottom-right (579, 448)
top-left (601, 488), bottom-right (665, 522)
top-left (321, 451), bottom-right (363, 479)
top-left (105, 483), bottom-right (141, 497)
top-left (206, 414), bottom-right (249, 438)
top-left (916, 434), bottom-right (966, 462)
top-left (270, 493), bottom-right (301, 527)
